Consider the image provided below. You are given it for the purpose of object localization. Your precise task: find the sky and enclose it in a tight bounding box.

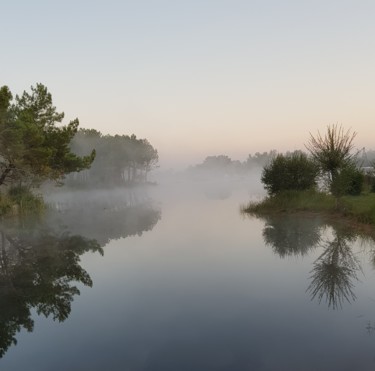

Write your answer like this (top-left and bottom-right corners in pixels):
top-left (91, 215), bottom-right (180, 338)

top-left (2, 0), bottom-right (375, 168)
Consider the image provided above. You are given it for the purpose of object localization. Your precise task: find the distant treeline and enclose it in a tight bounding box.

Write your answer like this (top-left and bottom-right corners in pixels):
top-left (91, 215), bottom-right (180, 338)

top-left (189, 149), bottom-right (375, 175)
top-left (65, 129), bottom-right (159, 187)
top-left (188, 151), bottom-right (277, 174)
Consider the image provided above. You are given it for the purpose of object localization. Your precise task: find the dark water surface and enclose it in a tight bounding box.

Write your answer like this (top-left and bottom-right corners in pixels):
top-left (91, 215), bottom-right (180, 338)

top-left (2, 179), bottom-right (375, 371)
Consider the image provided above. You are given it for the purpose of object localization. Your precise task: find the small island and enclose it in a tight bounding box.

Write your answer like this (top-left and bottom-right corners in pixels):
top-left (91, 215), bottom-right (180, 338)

top-left (242, 124), bottom-right (375, 227)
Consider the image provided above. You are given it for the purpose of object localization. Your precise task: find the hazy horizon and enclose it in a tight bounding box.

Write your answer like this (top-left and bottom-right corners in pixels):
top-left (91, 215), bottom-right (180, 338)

top-left (3, 1), bottom-right (375, 169)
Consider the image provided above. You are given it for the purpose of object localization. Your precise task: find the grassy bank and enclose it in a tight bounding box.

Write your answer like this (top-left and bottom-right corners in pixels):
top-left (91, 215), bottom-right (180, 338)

top-left (0, 187), bottom-right (45, 217)
top-left (242, 190), bottom-right (375, 226)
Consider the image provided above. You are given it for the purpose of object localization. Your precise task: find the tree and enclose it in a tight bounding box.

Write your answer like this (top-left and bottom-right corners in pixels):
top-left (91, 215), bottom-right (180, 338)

top-left (330, 163), bottom-right (364, 197)
top-left (67, 130), bottom-right (159, 187)
top-left (261, 151), bottom-right (318, 195)
top-left (0, 86), bottom-right (20, 185)
top-left (0, 84), bottom-right (95, 188)
top-left (137, 138), bottom-right (159, 181)
top-left (305, 124), bottom-right (357, 191)
top-left (243, 150), bottom-right (277, 170)
top-left (0, 86), bottom-right (12, 121)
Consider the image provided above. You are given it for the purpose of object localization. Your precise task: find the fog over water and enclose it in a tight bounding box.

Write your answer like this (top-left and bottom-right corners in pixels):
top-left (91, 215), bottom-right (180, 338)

top-left (3, 1), bottom-right (375, 369)
top-left (1, 169), bottom-right (375, 371)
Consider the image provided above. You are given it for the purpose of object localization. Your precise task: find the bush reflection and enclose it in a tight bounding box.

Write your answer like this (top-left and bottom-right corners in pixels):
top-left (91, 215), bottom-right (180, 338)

top-left (256, 214), bottom-right (375, 309)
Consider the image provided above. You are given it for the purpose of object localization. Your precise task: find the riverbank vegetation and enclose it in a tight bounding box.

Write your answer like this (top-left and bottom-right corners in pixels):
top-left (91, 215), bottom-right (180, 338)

top-left (0, 83), bottom-right (159, 216)
top-left (243, 190), bottom-right (375, 225)
top-left (243, 124), bottom-right (375, 226)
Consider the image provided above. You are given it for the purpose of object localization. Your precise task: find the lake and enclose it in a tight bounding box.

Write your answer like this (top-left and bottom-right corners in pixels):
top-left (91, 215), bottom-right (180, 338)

top-left (1, 176), bottom-right (375, 371)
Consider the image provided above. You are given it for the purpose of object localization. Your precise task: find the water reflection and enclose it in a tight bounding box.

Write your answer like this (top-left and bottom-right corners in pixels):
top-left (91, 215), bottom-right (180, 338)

top-left (253, 214), bottom-right (375, 309)
top-left (46, 190), bottom-right (161, 246)
top-left (0, 222), bottom-right (102, 357)
top-left (307, 228), bottom-right (361, 309)
top-left (366, 321), bottom-right (375, 335)
top-left (261, 214), bottom-right (322, 258)
top-left (0, 191), bottom-right (161, 358)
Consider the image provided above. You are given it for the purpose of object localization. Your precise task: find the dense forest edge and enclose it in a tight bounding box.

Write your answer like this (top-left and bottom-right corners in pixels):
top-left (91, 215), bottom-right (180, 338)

top-left (242, 124), bottom-right (375, 227)
top-left (0, 83), bottom-right (159, 216)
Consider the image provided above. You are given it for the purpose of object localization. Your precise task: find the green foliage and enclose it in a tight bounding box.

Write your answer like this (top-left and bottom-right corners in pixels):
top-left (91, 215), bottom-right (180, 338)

top-left (0, 187), bottom-right (45, 216)
top-left (331, 164), bottom-right (364, 197)
top-left (200, 155), bottom-right (233, 168)
top-left (0, 194), bottom-right (12, 215)
top-left (261, 152), bottom-right (318, 195)
top-left (242, 190), bottom-right (336, 214)
top-left (244, 150), bottom-right (278, 169)
top-left (0, 84), bottom-right (95, 188)
top-left (0, 86), bottom-right (12, 118)
top-left (367, 173), bottom-right (375, 193)
top-left (243, 190), bottom-right (375, 226)
top-left (346, 168), bottom-right (364, 195)
top-left (340, 194), bottom-right (375, 224)
top-left (305, 124), bottom-right (357, 191)
top-left (7, 186), bottom-right (44, 213)
top-left (67, 129), bottom-right (158, 187)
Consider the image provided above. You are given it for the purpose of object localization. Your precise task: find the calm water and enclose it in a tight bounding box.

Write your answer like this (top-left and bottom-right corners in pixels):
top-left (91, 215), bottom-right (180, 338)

top-left (2, 178), bottom-right (375, 371)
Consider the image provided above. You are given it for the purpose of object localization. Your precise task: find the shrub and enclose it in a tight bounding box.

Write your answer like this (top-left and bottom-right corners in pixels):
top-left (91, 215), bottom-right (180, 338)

top-left (369, 175), bottom-right (375, 193)
top-left (331, 164), bottom-right (364, 197)
top-left (0, 194), bottom-right (12, 215)
top-left (261, 152), bottom-right (319, 195)
top-left (7, 186), bottom-right (44, 213)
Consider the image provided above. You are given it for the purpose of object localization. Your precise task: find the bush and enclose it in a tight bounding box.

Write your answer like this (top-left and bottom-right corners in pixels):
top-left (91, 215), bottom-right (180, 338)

top-left (7, 186), bottom-right (44, 213)
top-left (345, 167), bottom-right (364, 195)
top-left (0, 194), bottom-right (12, 215)
top-left (261, 152), bottom-right (319, 195)
top-left (331, 164), bottom-right (364, 196)
top-left (368, 175), bottom-right (375, 193)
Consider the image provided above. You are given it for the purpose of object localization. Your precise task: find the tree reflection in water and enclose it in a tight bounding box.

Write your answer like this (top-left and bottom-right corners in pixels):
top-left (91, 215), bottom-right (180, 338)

top-left (252, 213), bottom-right (375, 309)
top-left (307, 229), bottom-right (361, 309)
top-left (0, 224), bottom-right (102, 357)
top-left (45, 190), bottom-right (162, 246)
top-left (0, 193), bottom-right (162, 357)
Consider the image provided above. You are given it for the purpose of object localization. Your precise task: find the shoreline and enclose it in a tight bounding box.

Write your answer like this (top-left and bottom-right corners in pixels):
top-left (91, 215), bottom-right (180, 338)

top-left (242, 190), bottom-right (375, 233)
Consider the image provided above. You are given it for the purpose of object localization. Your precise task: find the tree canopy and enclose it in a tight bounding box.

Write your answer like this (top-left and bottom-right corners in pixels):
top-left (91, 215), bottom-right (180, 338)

top-left (66, 129), bottom-right (159, 187)
top-left (305, 124), bottom-right (365, 197)
top-left (0, 84), bottom-right (95, 188)
top-left (261, 151), bottom-right (319, 195)
top-left (305, 124), bottom-right (357, 183)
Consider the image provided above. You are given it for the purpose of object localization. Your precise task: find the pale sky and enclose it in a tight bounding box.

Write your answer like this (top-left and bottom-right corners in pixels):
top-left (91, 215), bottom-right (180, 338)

top-left (2, 0), bottom-right (375, 168)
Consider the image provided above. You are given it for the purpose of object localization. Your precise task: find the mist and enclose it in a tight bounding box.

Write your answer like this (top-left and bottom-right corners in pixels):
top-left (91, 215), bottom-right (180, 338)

top-left (4, 131), bottom-right (375, 371)
top-left (4, 0), bottom-right (375, 367)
